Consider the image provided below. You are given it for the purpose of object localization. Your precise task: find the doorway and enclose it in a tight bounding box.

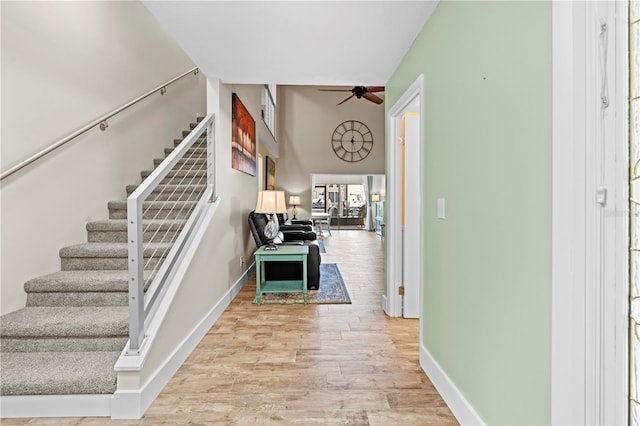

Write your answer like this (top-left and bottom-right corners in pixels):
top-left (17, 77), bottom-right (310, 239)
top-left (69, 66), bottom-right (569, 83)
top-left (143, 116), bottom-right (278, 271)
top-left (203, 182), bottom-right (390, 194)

top-left (386, 75), bottom-right (423, 320)
top-left (310, 174), bottom-right (385, 232)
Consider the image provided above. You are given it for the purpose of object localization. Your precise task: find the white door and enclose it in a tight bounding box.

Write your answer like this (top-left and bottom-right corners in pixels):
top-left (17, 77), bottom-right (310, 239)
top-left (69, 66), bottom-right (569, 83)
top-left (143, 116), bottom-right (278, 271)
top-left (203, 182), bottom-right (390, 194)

top-left (402, 112), bottom-right (421, 318)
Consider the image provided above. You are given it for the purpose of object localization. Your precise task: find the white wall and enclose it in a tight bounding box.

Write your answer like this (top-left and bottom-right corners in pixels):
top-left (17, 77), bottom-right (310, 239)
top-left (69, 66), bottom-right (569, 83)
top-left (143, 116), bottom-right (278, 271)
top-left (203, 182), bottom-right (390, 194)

top-left (277, 86), bottom-right (385, 219)
top-left (0, 1), bottom-right (205, 314)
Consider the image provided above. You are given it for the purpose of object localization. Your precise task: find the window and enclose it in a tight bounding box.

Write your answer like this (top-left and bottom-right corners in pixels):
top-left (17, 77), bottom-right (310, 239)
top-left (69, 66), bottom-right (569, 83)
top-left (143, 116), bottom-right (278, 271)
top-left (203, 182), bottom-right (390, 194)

top-left (261, 84), bottom-right (276, 138)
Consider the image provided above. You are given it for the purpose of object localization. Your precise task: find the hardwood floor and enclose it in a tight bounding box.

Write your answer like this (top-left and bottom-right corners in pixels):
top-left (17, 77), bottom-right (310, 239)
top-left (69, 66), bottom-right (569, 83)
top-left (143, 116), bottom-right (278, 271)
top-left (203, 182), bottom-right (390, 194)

top-left (3, 230), bottom-right (457, 425)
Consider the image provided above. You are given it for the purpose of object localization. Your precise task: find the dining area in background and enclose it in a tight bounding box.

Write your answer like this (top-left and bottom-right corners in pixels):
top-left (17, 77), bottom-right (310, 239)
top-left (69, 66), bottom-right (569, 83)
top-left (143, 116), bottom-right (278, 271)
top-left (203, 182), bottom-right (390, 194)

top-left (310, 174), bottom-right (385, 233)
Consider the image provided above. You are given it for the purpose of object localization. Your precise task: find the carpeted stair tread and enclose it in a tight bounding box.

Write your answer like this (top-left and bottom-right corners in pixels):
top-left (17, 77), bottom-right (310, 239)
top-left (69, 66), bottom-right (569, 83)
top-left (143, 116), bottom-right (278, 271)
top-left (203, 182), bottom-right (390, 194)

top-left (108, 200), bottom-right (198, 211)
top-left (59, 242), bottom-right (173, 258)
top-left (141, 169), bottom-right (206, 179)
top-left (183, 129), bottom-right (205, 137)
top-left (0, 306), bottom-right (128, 338)
top-left (87, 219), bottom-right (187, 233)
top-left (173, 138), bottom-right (206, 147)
top-left (125, 184), bottom-right (205, 195)
top-left (153, 157), bottom-right (206, 167)
top-left (0, 351), bottom-right (120, 395)
top-left (24, 270), bottom-right (154, 293)
top-left (164, 146), bottom-right (206, 155)
top-left (108, 200), bottom-right (199, 220)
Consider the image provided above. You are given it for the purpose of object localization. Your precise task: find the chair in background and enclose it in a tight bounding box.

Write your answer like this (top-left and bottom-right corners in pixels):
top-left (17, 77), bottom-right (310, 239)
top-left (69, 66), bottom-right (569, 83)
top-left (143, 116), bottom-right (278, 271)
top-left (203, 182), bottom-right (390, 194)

top-left (317, 214), bottom-right (332, 237)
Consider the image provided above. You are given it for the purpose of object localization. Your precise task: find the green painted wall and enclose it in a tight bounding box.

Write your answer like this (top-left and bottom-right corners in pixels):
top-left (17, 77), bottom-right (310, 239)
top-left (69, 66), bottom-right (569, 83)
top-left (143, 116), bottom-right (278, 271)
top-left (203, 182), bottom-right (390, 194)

top-left (386, 1), bottom-right (551, 424)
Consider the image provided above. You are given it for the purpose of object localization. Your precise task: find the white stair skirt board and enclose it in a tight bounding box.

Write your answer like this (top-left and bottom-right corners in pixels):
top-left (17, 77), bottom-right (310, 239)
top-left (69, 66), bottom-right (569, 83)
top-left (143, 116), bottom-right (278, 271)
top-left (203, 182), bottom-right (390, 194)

top-left (419, 344), bottom-right (485, 425)
top-left (110, 262), bottom-right (254, 419)
top-left (0, 394), bottom-right (111, 418)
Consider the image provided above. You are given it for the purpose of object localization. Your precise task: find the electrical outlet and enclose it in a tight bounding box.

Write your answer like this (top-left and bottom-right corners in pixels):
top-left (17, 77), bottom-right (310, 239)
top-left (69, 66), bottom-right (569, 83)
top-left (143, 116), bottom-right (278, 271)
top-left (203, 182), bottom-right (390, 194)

top-left (240, 256), bottom-right (244, 267)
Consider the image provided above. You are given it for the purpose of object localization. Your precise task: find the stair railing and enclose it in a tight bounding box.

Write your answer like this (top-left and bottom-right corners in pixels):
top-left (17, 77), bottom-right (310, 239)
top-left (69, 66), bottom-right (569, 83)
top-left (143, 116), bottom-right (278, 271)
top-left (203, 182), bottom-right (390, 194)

top-left (0, 67), bottom-right (200, 181)
top-left (126, 113), bottom-right (216, 355)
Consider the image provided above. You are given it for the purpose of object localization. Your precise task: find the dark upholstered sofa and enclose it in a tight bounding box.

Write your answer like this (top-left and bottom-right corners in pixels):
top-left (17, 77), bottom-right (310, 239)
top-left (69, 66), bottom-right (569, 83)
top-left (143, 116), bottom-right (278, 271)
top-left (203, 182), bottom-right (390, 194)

top-left (248, 210), bottom-right (321, 290)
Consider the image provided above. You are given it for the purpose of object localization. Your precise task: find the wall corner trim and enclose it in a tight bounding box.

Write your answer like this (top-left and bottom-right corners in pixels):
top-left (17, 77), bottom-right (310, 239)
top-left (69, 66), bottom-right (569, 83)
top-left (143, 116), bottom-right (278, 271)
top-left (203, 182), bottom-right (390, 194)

top-left (419, 343), bottom-right (485, 425)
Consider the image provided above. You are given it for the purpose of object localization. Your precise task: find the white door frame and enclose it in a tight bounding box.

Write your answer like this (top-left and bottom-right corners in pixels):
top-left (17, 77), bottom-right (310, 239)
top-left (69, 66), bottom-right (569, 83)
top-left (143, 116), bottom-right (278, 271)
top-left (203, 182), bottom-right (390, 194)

top-left (385, 74), bottom-right (424, 320)
top-left (551, 1), bottom-right (628, 424)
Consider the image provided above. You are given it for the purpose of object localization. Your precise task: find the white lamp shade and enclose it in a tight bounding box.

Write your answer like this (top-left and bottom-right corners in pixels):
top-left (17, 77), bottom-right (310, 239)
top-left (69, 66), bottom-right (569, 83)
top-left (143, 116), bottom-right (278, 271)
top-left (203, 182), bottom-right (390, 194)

top-left (371, 194), bottom-right (380, 202)
top-left (255, 190), bottom-right (288, 213)
top-left (288, 196), bottom-right (301, 206)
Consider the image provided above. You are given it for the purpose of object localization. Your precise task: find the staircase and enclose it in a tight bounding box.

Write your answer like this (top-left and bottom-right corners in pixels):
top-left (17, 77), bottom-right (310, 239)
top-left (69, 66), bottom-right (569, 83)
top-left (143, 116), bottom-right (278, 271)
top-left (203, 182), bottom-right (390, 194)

top-left (0, 119), bottom-right (207, 400)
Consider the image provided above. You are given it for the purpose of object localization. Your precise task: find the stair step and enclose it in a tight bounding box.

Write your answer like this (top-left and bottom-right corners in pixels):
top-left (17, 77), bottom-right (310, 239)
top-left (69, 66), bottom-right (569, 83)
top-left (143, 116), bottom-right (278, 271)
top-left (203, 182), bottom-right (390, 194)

top-left (26, 291), bottom-right (128, 307)
top-left (24, 270), bottom-right (156, 307)
top-left (108, 200), bottom-right (198, 220)
top-left (153, 157), bottom-right (206, 168)
top-left (24, 270), bottom-right (152, 293)
top-left (174, 137), bottom-right (206, 148)
top-left (1, 306), bottom-right (128, 338)
top-left (164, 146), bottom-right (207, 156)
top-left (87, 219), bottom-right (186, 243)
top-left (1, 306), bottom-right (128, 352)
top-left (140, 169), bottom-right (207, 185)
top-left (1, 335), bottom-right (127, 353)
top-left (0, 351), bottom-right (120, 395)
top-left (140, 169), bottom-right (207, 178)
top-left (183, 129), bottom-right (206, 138)
top-left (59, 242), bottom-right (172, 271)
top-left (125, 184), bottom-right (204, 202)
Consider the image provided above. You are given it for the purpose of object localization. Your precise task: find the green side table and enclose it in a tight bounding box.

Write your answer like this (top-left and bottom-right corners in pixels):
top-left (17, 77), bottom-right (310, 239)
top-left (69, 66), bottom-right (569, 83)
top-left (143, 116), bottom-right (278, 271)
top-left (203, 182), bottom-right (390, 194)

top-left (254, 245), bottom-right (309, 305)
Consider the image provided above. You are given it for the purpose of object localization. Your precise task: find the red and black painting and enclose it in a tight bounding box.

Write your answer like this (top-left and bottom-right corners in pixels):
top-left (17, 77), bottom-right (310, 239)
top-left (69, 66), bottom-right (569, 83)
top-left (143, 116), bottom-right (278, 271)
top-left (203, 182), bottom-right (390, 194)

top-left (231, 93), bottom-right (256, 176)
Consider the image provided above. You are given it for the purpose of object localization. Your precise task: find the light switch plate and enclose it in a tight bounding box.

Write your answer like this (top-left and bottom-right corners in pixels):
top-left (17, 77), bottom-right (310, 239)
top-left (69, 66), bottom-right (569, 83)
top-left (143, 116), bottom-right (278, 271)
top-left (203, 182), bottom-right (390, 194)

top-left (437, 198), bottom-right (446, 219)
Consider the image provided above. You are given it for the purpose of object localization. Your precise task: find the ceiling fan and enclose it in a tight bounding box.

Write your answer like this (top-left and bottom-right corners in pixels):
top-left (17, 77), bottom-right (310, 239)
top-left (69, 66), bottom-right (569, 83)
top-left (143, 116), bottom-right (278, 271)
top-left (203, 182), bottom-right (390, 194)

top-left (319, 86), bottom-right (385, 106)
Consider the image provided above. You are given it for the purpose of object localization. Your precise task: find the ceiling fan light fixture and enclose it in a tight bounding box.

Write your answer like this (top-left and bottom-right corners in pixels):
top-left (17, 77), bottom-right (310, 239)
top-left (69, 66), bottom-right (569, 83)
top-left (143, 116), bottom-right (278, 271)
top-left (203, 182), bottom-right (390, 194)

top-left (319, 85), bottom-right (385, 106)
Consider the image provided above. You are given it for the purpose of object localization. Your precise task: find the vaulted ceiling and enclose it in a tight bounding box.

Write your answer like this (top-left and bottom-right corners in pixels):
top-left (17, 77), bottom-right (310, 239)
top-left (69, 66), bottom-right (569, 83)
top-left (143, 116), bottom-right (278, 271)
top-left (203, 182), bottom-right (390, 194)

top-left (143, 1), bottom-right (439, 86)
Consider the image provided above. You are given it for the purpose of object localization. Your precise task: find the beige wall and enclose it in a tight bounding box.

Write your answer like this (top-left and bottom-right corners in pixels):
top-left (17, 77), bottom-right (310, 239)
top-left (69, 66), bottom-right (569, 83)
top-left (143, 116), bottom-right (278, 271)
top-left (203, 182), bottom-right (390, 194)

top-left (276, 86), bottom-right (384, 219)
top-left (0, 1), bottom-right (205, 314)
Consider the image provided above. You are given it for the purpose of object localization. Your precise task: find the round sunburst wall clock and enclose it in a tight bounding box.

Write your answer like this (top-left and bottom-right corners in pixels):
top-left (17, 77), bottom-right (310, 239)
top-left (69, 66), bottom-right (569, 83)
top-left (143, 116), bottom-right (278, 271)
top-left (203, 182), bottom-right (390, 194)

top-left (331, 120), bottom-right (373, 162)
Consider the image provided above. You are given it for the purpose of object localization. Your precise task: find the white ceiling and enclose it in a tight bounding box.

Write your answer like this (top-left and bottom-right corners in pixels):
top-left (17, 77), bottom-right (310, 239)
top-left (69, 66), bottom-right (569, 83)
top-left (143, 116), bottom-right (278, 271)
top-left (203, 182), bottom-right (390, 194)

top-left (143, 1), bottom-right (439, 86)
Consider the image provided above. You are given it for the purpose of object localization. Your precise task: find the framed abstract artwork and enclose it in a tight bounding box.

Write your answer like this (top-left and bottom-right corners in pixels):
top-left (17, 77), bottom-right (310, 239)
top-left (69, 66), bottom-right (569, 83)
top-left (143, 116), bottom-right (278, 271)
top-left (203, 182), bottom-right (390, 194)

top-left (231, 93), bottom-right (256, 176)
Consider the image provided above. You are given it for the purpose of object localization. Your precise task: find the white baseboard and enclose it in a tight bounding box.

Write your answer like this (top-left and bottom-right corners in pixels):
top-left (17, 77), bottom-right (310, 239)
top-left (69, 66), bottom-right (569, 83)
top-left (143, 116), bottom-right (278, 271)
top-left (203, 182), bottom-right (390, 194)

top-left (382, 294), bottom-right (390, 315)
top-left (111, 263), bottom-right (254, 419)
top-left (419, 343), bottom-right (485, 425)
top-left (0, 394), bottom-right (111, 418)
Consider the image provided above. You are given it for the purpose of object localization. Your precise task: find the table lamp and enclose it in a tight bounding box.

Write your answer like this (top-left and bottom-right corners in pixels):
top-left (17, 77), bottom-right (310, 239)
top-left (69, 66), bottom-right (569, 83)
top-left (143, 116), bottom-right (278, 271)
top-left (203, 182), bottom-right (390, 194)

top-left (255, 190), bottom-right (288, 250)
top-left (371, 194), bottom-right (380, 202)
top-left (288, 195), bottom-right (301, 219)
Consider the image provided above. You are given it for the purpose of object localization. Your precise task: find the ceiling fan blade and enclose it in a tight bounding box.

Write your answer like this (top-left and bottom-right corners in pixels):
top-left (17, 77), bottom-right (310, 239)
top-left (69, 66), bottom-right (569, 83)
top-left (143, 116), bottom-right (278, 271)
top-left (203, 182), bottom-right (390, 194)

top-left (362, 92), bottom-right (384, 104)
top-left (366, 86), bottom-right (385, 93)
top-left (318, 89), bottom-right (352, 92)
top-left (336, 94), bottom-right (355, 106)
